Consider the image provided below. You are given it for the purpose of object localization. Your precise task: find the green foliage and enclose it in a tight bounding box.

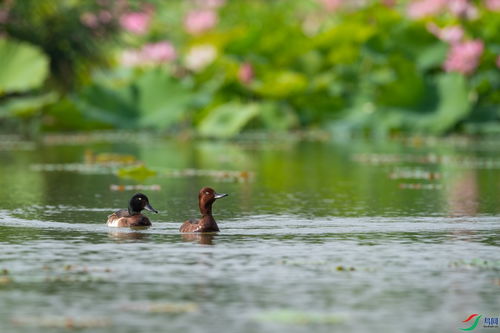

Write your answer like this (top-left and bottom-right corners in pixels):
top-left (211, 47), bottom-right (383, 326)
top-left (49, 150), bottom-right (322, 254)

top-left (1, 0), bottom-right (121, 89)
top-left (72, 69), bottom-right (194, 130)
top-left (136, 70), bottom-right (192, 129)
top-left (0, 0), bottom-right (499, 136)
top-left (42, 98), bottom-right (109, 131)
top-left (0, 93), bottom-right (57, 118)
top-left (74, 84), bottom-right (139, 128)
top-left (416, 43), bottom-right (448, 71)
top-left (253, 71), bottom-right (308, 99)
top-left (0, 39), bottom-right (49, 95)
top-left (418, 73), bottom-right (471, 134)
top-left (198, 102), bottom-right (260, 138)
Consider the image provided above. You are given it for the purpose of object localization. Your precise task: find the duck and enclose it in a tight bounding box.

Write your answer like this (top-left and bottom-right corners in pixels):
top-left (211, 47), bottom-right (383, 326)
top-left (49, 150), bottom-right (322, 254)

top-left (107, 193), bottom-right (158, 228)
top-left (179, 187), bottom-right (228, 232)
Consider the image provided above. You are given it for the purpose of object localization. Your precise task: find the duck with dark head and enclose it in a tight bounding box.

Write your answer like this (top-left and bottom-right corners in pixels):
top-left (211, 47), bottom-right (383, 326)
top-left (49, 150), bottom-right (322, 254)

top-left (107, 193), bottom-right (158, 228)
top-left (180, 187), bottom-right (228, 232)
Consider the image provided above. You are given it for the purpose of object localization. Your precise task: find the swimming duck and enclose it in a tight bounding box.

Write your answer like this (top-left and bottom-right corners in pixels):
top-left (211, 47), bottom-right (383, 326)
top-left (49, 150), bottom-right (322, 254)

top-left (107, 193), bottom-right (158, 228)
top-left (179, 187), bottom-right (228, 232)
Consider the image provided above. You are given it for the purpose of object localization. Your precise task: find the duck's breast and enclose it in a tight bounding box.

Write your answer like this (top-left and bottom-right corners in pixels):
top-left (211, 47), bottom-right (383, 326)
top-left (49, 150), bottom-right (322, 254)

top-left (179, 218), bottom-right (219, 232)
top-left (128, 214), bottom-right (152, 227)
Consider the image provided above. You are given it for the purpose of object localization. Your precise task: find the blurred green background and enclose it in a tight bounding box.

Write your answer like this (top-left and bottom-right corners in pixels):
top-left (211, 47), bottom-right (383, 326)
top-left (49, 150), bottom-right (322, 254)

top-left (0, 0), bottom-right (499, 138)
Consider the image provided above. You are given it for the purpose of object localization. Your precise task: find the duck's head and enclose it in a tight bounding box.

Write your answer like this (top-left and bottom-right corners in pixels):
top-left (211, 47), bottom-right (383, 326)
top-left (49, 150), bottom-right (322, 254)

top-left (128, 193), bottom-right (158, 215)
top-left (198, 187), bottom-right (227, 212)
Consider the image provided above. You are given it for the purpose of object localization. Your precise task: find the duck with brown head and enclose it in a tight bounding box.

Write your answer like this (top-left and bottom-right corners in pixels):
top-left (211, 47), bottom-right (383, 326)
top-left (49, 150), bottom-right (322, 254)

top-left (107, 193), bottom-right (158, 228)
top-left (179, 187), bottom-right (228, 232)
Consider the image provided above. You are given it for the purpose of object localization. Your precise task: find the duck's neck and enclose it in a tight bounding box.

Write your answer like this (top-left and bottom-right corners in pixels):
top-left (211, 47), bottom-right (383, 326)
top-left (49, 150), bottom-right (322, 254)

top-left (198, 202), bottom-right (219, 231)
top-left (128, 207), bottom-right (140, 216)
top-left (199, 202), bottom-right (213, 217)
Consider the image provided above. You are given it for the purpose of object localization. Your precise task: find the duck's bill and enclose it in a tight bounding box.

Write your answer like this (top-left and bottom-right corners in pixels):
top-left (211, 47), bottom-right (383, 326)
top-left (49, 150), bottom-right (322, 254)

top-left (145, 203), bottom-right (159, 213)
top-left (214, 193), bottom-right (228, 199)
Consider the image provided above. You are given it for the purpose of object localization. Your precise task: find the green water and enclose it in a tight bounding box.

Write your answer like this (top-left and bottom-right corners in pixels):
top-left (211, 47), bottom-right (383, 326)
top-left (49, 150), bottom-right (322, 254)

top-left (0, 134), bottom-right (499, 333)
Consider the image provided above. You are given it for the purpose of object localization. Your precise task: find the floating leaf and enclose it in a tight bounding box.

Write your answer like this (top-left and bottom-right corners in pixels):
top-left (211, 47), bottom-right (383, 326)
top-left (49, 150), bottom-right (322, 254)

top-left (163, 168), bottom-right (254, 182)
top-left (255, 310), bottom-right (344, 325)
top-left (110, 184), bottom-right (161, 191)
top-left (121, 302), bottom-right (199, 313)
top-left (0, 276), bottom-right (12, 284)
top-left (116, 164), bottom-right (157, 180)
top-left (398, 183), bottom-right (443, 190)
top-left (31, 163), bottom-right (114, 174)
top-left (336, 265), bottom-right (355, 271)
top-left (450, 259), bottom-right (500, 270)
top-left (11, 316), bottom-right (111, 329)
top-left (389, 168), bottom-right (441, 180)
top-left (84, 150), bottom-right (137, 165)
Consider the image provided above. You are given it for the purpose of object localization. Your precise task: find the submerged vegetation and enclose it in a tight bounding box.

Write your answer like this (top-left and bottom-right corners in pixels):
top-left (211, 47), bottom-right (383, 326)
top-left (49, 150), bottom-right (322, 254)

top-left (0, 0), bottom-right (499, 137)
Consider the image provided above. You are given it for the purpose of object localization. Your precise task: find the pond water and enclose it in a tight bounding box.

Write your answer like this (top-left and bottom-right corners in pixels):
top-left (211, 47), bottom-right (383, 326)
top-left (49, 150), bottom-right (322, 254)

top-left (0, 134), bottom-right (499, 333)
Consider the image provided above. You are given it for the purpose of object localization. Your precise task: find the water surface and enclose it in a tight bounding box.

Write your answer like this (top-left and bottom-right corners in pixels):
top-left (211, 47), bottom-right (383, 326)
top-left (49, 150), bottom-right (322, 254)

top-left (0, 135), bottom-right (499, 333)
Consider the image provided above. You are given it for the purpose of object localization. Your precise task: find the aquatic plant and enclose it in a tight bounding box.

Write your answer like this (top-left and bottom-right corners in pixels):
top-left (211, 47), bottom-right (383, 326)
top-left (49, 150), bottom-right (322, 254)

top-left (0, 0), bottom-right (499, 136)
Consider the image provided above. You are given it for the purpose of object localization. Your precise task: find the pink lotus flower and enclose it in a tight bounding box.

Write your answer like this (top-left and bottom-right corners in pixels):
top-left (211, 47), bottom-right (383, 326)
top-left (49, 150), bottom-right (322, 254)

top-left (427, 23), bottom-right (464, 44)
top-left (98, 10), bottom-right (113, 24)
top-left (318, 0), bottom-right (342, 12)
top-left (184, 10), bottom-right (218, 35)
top-left (120, 11), bottom-right (151, 35)
top-left (407, 0), bottom-right (447, 18)
top-left (185, 45), bottom-right (217, 72)
top-left (382, 0), bottom-right (397, 7)
top-left (408, 0), bottom-right (478, 19)
top-left (486, 0), bottom-right (500, 11)
top-left (0, 9), bottom-right (9, 24)
top-left (121, 41), bottom-right (176, 67)
top-left (447, 0), bottom-right (478, 19)
top-left (121, 50), bottom-right (142, 67)
top-left (81, 12), bottom-right (99, 28)
top-left (238, 63), bottom-right (254, 84)
top-left (444, 40), bottom-right (484, 75)
top-left (195, 0), bottom-right (226, 9)
top-left (141, 42), bottom-right (177, 63)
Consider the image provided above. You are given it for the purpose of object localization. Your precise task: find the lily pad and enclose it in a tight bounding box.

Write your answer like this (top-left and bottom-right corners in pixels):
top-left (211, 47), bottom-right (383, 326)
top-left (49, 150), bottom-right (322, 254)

top-left (116, 164), bottom-right (157, 180)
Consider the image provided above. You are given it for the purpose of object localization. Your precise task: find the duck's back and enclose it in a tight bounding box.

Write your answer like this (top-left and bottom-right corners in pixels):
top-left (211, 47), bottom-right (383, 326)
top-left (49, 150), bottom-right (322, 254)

top-left (107, 209), bottom-right (151, 228)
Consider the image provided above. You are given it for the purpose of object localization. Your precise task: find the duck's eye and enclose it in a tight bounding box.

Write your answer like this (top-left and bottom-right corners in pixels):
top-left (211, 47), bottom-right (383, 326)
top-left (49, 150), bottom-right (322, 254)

top-left (138, 198), bottom-right (142, 200)
top-left (205, 192), bottom-right (210, 195)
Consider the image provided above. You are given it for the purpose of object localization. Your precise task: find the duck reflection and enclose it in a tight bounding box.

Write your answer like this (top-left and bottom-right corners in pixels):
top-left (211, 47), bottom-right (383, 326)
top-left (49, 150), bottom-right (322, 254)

top-left (181, 233), bottom-right (216, 245)
top-left (447, 170), bottom-right (478, 217)
top-left (108, 231), bottom-right (149, 241)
